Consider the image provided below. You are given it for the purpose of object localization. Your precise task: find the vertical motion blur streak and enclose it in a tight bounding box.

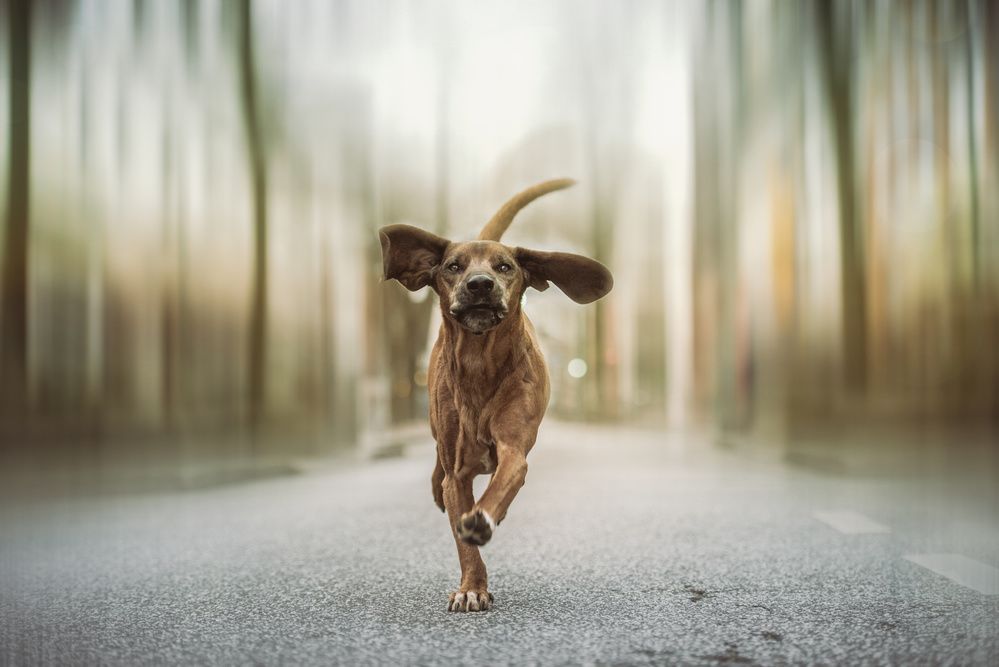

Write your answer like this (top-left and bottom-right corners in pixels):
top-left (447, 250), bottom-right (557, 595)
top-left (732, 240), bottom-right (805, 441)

top-left (0, 0), bottom-right (994, 475)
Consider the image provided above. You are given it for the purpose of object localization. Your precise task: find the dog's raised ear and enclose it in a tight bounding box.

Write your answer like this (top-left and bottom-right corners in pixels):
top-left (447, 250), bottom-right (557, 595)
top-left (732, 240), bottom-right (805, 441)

top-left (515, 248), bottom-right (613, 304)
top-left (379, 224), bottom-right (450, 292)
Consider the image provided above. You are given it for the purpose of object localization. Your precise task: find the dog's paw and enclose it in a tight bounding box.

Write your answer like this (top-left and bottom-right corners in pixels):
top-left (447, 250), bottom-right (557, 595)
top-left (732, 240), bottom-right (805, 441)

top-left (447, 589), bottom-right (494, 612)
top-left (456, 508), bottom-right (495, 546)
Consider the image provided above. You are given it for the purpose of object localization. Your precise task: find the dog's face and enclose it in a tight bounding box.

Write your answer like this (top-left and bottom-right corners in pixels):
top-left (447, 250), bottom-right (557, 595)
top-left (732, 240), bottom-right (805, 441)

top-left (438, 241), bottom-right (523, 334)
top-left (379, 224), bottom-right (613, 334)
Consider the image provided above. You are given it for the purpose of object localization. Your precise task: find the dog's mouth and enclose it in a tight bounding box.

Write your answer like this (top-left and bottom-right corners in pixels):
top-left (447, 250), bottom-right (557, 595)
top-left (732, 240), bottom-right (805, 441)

top-left (450, 304), bottom-right (506, 334)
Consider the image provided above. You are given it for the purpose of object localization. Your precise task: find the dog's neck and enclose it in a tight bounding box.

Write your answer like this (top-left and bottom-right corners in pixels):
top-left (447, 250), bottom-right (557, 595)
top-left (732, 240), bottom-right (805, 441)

top-left (440, 306), bottom-right (528, 383)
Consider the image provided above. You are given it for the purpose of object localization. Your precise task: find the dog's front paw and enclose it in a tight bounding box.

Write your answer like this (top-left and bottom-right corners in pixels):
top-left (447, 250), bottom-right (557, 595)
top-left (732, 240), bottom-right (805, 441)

top-left (448, 589), bottom-right (494, 612)
top-left (456, 508), bottom-right (495, 546)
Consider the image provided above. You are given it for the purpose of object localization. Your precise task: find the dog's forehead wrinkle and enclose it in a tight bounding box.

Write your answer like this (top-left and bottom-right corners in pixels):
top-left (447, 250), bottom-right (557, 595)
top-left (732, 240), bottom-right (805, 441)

top-left (449, 240), bottom-right (511, 259)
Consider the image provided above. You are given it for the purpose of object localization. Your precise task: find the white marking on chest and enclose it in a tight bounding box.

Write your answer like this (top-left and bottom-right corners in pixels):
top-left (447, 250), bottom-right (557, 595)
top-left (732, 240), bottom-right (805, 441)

top-left (480, 451), bottom-right (495, 473)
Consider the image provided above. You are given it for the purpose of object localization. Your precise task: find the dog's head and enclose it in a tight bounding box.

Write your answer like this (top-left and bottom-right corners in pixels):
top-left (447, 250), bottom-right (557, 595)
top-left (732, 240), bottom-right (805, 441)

top-left (379, 180), bottom-right (613, 335)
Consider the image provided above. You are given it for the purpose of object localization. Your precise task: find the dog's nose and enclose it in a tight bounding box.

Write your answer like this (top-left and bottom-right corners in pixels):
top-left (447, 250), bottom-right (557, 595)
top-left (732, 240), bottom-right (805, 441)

top-left (466, 275), bottom-right (494, 295)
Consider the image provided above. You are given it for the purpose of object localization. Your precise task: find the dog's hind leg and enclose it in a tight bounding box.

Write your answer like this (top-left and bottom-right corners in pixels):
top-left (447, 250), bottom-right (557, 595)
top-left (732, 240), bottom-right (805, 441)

top-left (431, 454), bottom-right (445, 512)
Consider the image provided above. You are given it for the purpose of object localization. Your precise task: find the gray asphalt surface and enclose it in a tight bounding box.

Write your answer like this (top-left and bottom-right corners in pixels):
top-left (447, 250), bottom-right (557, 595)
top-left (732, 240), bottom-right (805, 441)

top-left (2, 422), bottom-right (998, 665)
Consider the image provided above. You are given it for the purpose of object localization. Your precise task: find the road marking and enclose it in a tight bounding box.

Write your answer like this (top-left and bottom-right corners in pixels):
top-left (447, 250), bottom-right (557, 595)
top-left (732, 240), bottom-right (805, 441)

top-left (904, 554), bottom-right (999, 595)
top-left (813, 510), bottom-right (890, 534)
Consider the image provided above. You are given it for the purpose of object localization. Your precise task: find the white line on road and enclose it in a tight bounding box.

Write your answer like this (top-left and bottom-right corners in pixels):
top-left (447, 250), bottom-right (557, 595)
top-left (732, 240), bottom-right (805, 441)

top-left (904, 554), bottom-right (999, 595)
top-left (813, 510), bottom-right (891, 534)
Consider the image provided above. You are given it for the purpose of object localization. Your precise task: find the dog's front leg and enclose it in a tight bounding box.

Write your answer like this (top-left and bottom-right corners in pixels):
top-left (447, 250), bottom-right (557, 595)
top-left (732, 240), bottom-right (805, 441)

top-left (457, 412), bottom-right (539, 547)
top-left (459, 445), bottom-right (527, 546)
top-left (442, 472), bottom-right (493, 612)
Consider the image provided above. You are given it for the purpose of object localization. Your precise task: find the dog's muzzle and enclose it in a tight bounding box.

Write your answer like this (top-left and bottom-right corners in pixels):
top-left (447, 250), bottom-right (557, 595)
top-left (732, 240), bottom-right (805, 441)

top-left (450, 274), bottom-right (507, 334)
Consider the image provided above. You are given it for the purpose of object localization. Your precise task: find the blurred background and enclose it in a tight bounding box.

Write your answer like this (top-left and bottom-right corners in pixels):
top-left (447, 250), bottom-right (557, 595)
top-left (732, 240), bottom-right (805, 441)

top-left (0, 0), bottom-right (996, 483)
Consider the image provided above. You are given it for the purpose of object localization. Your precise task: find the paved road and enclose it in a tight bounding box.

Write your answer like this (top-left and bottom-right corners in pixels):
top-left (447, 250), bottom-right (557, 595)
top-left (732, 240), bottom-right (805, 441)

top-left (2, 422), bottom-right (998, 665)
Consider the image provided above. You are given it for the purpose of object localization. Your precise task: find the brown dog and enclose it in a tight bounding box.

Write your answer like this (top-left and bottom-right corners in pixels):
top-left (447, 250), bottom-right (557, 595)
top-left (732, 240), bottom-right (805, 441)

top-left (379, 179), bottom-right (613, 612)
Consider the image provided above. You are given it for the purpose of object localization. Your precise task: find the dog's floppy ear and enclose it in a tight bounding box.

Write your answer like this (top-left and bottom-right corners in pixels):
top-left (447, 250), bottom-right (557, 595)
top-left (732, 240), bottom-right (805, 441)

top-left (379, 224), bottom-right (450, 291)
top-left (515, 248), bottom-right (613, 304)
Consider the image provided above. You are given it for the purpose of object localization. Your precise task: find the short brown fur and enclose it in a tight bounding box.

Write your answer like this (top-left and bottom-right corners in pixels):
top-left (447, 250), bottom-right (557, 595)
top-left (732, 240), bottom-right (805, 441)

top-left (379, 180), bottom-right (612, 612)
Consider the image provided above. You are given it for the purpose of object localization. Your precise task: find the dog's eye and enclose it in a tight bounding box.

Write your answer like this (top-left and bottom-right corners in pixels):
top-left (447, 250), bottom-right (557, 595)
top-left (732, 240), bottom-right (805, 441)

top-left (498, 263), bottom-right (511, 273)
top-left (447, 263), bottom-right (460, 273)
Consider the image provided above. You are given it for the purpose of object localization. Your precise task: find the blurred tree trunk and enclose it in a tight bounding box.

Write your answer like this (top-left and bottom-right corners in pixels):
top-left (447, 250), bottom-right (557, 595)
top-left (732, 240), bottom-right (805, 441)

top-left (987, 0), bottom-right (999, 217)
top-left (0, 0), bottom-right (32, 421)
top-left (161, 114), bottom-right (179, 434)
top-left (237, 0), bottom-right (269, 438)
top-left (986, 0), bottom-right (999, 424)
top-left (690, 1), bottom-right (744, 431)
top-left (79, 62), bottom-right (104, 438)
top-left (690, 4), bottom-right (721, 424)
top-left (581, 2), bottom-right (621, 421)
top-left (717, 1), bottom-right (744, 432)
top-left (815, 1), bottom-right (868, 395)
top-left (930, 5), bottom-right (952, 274)
top-left (965, 0), bottom-right (981, 285)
